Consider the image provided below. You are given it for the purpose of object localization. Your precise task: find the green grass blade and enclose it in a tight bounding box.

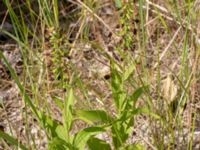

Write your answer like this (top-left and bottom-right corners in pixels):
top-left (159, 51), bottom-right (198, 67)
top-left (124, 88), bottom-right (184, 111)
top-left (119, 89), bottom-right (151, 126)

top-left (0, 51), bottom-right (40, 120)
top-left (53, 0), bottom-right (59, 28)
top-left (0, 130), bottom-right (28, 150)
top-left (139, 0), bottom-right (145, 48)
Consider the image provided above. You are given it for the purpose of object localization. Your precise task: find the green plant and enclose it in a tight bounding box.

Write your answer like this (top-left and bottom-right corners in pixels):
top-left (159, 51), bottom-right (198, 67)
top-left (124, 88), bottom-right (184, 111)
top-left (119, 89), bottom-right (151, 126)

top-left (115, 0), bottom-right (123, 9)
top-left (47, 61), bottom-right (155, 150)
top-left (0, 130), bottom-right (28, 150)
top-left (73, 61), bottom-right (159, 150)
top-left (49, 27), bottom-right (69, 85)
top-left (0, 51), bottom-right (156, 149)
top-left (1, 0), bottom-right (199, 149)
top-left (118, 1), bottom-right (135, 51)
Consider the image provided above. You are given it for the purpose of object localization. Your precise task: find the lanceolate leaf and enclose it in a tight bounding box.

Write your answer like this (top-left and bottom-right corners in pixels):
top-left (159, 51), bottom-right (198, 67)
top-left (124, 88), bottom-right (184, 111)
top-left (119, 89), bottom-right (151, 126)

top-left (88, 137), bottom-right (111, 150)
top-left (137, 107), bottom-right (160, 120)
top-left (120, 107), bottom-right (160, 121)
top-left (55, 125), bottom-right (68, 141)
top-left (48, 137), bottom-right (71, 150)
top-left (111, 122), bottom-right (130, 149)
top-left (111, 62), bottom-right (126, 112)
top-left (76, 110), bottom-right (113, 124)
top-left (128, 86), bottom-right (148, 108)
top-left (123, 63), bottom-right (136, 81)
top-left (73, 127), bottom-right (106, 150)
top-left (63, 88), bottom-right (74, 133)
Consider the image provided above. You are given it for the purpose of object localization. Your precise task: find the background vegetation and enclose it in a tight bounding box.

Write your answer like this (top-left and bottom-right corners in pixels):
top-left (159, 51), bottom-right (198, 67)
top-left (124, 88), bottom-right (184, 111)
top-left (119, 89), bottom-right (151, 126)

top-left (0, 0), bottom-right (200, 149)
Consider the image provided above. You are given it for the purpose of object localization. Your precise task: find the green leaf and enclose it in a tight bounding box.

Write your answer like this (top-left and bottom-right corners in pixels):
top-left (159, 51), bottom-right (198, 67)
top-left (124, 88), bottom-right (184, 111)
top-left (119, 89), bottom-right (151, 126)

top-left (123, 63), bottom-right (136, 81)
top-left (55, 125), bottom-right (69, 141)
top-left (115, 0), bottom-right (122, 9)
top-left (125, 144), bottom-right (146, 150)
top-left (122, 86), bottom-right (147, 114)
top-left (111, 62), bottom-right (126, 112)
top-left (130, 87), bottom-right (144, 103)
top-left (112, 122), bottom-right (130, 149)
top-left (136, 107), bottom-right (160, 120)
top-left (127, 86), bottom-right (148, 108)
top-left (120, 107), bottom-right (160, 122)
top-left (76, 110), bottom-right (113, 124)
top-left (0, 130), bottom-right (28, 150)
top-left (52, 96), bottom-right (64, 110)
top-left (111, 114), bottom-right (135, 150)
top-left (39, 112), bottom-right (60, 138)
top-left (88, 137), bottom-right (111, 150)
top-left (73, 127), bottom-right (106, 150)
top-left (48, 137), bottom-right (72, 150)
top-left (63, 88), bottom-right (74, 133)
top-left (111, 106), bottom-right (160, 149)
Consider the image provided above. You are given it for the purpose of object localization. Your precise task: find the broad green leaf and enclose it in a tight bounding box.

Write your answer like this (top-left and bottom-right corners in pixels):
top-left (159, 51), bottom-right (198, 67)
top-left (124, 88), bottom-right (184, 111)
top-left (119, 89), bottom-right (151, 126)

top-left (123, 63), bottom-right (136, 81)
top-left (55, 125), bottom-right (69, 142)
top-left (0, 51), bottom-right (40, 120)
top-left (115, 0), bottom-right (122, 8)
top-left (0, 130), bottom-right (28, 150)
top-left (88, 137), bottom-right (111, 150)
top-left (48, 137), bottom-right (72, 150)
top-left (111, 107), bottom-right (157, 149)
top-left (137, 107), bottom-right (160, 120)
top-left (125, 144), bottom-right (146, 150)
top-left (120, 107), bottom-right (160, 122)
top-left (63, 88), bottom-right (74, 133)
top-left (111, 62), bottom-right (126, 112)
top-left (76, 110), bottom-right (113, 124)
top-left (73, 127), bottom-right (106, 150)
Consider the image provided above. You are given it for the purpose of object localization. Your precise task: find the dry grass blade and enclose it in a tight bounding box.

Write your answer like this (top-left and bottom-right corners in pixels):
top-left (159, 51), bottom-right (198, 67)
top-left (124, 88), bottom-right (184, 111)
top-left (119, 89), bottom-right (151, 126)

top-left (153, 26), bottom-right (182, 68)
top-left (69, 0), bottom-right (117, 37)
